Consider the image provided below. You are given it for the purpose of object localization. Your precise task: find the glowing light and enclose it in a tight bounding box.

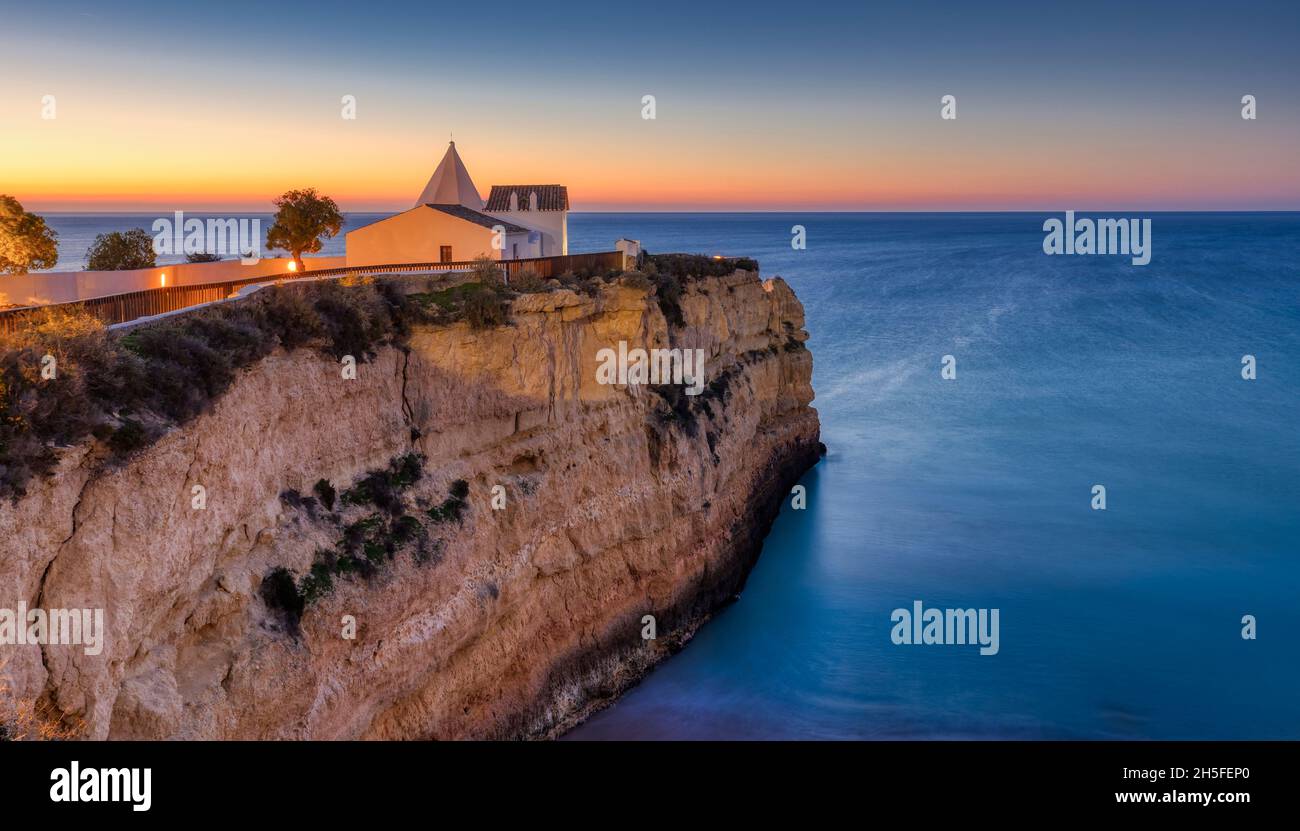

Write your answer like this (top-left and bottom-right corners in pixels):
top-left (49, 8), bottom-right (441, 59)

top-left (287, 261), bottom-right (297, 272)
top-left (160, 273), bottom-right (167, 286)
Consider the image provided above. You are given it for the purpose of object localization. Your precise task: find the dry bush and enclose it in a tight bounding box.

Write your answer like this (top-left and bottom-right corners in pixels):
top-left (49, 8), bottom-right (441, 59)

top-left (0, 280), bottom-right (415, 499)
top-left (510, 267), bottom-right (547, 293)
top-left (464, 287), bottom-right (508, 329)
top-left (470, 256), bottom-right (504, 287)
top-left (0, 662), bottom-right (85, 740)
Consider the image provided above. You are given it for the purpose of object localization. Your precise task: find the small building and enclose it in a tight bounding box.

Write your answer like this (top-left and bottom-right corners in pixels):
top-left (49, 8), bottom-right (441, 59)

top-left (615, 238), bottom-right (641, 269)
top-left (484, 184), bottom-right (569, 257)
top-left (345, 141), bottom-right (568, 267)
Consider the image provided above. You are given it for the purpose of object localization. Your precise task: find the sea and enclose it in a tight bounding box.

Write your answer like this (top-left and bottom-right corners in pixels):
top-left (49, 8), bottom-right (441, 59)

top-left (33, 211), bottom-right (1300, 739)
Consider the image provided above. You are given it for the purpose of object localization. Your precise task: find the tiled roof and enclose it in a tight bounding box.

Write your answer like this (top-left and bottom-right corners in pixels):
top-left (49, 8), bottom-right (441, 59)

top-left (425, 204), bottom-right (529, 233)
top-left (485, 185), bottom-right (570, 212)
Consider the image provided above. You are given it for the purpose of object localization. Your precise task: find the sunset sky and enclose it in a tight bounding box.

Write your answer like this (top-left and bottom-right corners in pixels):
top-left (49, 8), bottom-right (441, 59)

top-left (3, 0), bottom-right (1298, 212)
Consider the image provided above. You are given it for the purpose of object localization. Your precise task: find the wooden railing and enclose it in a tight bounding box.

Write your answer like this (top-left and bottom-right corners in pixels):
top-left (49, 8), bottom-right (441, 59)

top-left (0, 251), bottom-right (625, 334)
top-left (301, 251), bottom-right (625, 281)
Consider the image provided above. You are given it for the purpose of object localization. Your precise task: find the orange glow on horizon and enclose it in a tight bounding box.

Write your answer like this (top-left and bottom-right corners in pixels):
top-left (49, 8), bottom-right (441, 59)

top-left (6, 108), bottom-right (1298, 212)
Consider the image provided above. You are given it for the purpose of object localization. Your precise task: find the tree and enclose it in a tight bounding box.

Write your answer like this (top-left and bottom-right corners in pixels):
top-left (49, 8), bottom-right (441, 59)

top-left (185, 251), bottom-right (222, 263)
top-left (85, 229), bottom-right (156, 271)
top-left (265, 189), bottom-right (344, 273)
top-left (0, 195), bottom-right (59, 274)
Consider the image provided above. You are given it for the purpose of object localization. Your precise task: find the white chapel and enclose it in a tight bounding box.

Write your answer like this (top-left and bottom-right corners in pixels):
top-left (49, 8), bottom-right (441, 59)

top-left (345, 142), bottom-right (569, 267)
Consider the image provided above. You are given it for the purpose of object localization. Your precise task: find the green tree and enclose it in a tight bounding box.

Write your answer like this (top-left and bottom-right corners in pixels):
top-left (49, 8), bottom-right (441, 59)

top-left (85, 229), bottom-right (156, 271)
top-left (265, 188), bottom-right (344, 273)
top-left (185, 251), bottom-right (222, 263)
top-left (0, 195), bottom-right (59, 274)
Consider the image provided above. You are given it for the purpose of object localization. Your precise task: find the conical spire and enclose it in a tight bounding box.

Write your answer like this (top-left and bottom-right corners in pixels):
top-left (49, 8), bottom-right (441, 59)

top-left (414, 141), bottom-right (484, 209)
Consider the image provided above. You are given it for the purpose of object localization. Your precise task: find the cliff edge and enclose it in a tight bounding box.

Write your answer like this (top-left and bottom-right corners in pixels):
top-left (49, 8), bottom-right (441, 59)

top-left (0, 268), bottom-right (820, 739)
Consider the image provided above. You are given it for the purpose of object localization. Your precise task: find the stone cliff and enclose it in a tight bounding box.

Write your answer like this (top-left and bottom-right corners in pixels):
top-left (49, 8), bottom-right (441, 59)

top-left (0, 269), bottom-right (820, 739)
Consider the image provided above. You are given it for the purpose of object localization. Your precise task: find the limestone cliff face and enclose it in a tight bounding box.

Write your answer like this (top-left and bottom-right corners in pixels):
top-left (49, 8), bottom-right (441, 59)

top-left (0, 270), bottom-right (820, 739)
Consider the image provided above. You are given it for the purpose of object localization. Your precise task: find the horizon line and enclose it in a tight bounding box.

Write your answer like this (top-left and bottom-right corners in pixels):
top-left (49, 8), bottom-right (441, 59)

top-left (31, 207), bottom-right (1300, 215)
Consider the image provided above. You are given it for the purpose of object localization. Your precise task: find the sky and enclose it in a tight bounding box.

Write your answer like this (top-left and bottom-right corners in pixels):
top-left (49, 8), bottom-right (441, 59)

top-left (1, 0), bottom-right (1298, 212)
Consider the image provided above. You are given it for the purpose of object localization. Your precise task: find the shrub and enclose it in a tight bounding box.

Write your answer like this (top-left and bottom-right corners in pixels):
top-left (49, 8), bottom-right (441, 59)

top-left (0, 683), bottom-right (84, 741)
top-left (309, 280), bottom-right (393, 361)
top-left (470, 256), bottom-right (504, 286)
top-left (392, 514), bottom-right (423, 543)
top-left (85, 229), bottom-right (156, 271)
top-left (644, 252), bottom-right (758, 280)
top-left (0, 279), bottom-right (416, 498)
top-left (342, 513), bottom-right (385, 549)
top-left (3, 255), bottom-right (750, 499)
top-left (343, 471), bottom-right (399, 513)
top-left (362, 540), bottom-right (388, 564)
top-left (619, 272), bottom-right (652, 291)
top-left (261, 567), bottom-right (304, 629)
top-left (0, 309), bottom-right (121, 494)
top-left (389, 452), bottom-right (423, 488)
top-left (511, 268), bottom-right (547, 293)
top-left (464, 288), bottom-right (507, 330)
top-left (428, 479), bottom-right (469, 524)
top-left (408, 281), bottom-right (510, 329)
top-left (107, 419), bottom-right (149, 455)
top-left (285, 460), bottom-right (446, 616)
top-left (557, 270), bottom-right (603, 297)
top-left (341, 453), bottom-right (423, 515)
top-left (185, 252), bottom-right (221, 263)
top-left (254, 286), bottom-right (325, 351)
top-left (313, 478), bottom-right (336, 511)
top-left (299, 559), bottom-right (335, 603)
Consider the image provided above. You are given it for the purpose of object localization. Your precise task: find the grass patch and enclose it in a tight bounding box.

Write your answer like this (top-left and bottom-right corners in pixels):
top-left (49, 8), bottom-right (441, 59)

top-left (409, 281), bottom-right (510, 329)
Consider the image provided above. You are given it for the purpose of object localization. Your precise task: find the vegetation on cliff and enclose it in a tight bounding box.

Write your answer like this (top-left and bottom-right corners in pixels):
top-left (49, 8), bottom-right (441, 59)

top-left (0, 254), bottom-right (761, 500)
top-left (0, 658), bottom-right (85, 740)
top-left (263, 452), bottom-right (472, 632)
top-left (2, 280), bottom-right (405, 498)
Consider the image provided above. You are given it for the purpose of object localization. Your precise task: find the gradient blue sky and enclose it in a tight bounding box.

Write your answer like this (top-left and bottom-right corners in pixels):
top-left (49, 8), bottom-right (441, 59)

top-left (2, 0), bottom-right (1297, 210)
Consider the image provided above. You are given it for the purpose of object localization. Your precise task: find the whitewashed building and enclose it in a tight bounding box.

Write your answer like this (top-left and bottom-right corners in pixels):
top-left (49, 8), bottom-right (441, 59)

top-left (483, 184), bottom-right (569, 257)
top-left (345, 142), bottom-right (569, 266)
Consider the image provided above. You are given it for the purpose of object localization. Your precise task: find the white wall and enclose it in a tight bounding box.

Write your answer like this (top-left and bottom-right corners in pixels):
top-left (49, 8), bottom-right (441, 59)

top-left (504, 231), bottom-right (541, 260)
top-left (486, 208), bottom-right (567, 256)
top-left (0, 256), bottom-right (346, 308)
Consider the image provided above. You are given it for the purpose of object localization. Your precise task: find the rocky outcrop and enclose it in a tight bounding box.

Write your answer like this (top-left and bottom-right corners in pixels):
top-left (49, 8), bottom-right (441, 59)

top-left (0, 270), bottom-right (820, 739)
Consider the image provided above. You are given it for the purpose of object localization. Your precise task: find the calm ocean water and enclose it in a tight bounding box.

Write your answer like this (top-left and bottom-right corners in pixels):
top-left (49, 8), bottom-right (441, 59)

top-left (38, 212), bottom-right (1300, 739)
top-left (571, 212), bottom-right (1300, 740)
